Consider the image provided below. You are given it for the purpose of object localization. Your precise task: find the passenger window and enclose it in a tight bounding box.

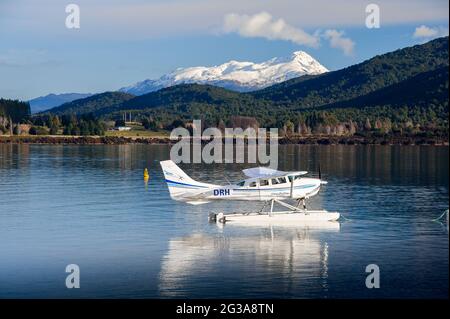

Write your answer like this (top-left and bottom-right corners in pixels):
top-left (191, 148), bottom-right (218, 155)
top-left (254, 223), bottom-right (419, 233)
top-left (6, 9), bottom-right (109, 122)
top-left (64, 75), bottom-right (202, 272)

top-left (260, 179), bottom-right (269, 186)
top-left (271, 178), bottom-right (279, 185)
top-left (237, 181), bottom-right (245, 186)
top-left (288, 175), bottom-right (302, 182)
top-left (278, 177), bottom-right (287, 184)
top-left (249, 182), bottom-right (257, 187)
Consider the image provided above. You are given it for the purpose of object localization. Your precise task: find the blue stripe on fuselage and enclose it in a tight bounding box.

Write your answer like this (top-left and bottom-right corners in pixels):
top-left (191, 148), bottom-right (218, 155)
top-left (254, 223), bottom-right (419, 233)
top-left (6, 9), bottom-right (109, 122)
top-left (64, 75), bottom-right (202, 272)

top-left (232, 184), bottom-right (317, 191)
top-left (165, 179), bottom-right (208, 188)
top-left (165, 179), bottom-right (318, 192)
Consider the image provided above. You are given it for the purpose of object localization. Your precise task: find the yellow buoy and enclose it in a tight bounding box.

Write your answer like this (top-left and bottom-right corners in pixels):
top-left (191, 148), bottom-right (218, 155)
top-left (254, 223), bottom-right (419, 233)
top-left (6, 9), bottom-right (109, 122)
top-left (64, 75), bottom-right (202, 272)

top-left (143, 168), bottom-right (149, 180)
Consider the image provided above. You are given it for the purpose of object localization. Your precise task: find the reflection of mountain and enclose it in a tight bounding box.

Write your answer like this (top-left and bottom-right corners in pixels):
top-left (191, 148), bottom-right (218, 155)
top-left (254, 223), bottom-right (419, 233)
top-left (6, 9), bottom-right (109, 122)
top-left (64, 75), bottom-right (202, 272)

top-left (158, 225), bottom-right (339, 297)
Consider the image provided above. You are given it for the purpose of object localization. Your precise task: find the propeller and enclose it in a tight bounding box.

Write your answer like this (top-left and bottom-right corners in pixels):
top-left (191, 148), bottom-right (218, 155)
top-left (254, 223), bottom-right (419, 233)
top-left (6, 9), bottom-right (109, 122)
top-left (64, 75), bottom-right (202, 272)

top-left (290, 175), bottom-right (294, 198)
top-left (318, 163), bottom-right (328, 185)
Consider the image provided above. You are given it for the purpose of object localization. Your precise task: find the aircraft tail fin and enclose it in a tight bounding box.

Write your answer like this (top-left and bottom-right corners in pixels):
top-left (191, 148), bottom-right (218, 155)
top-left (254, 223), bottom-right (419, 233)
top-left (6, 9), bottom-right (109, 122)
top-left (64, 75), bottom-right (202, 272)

top-left (160, 160), bottom-right (197, 184)
top-left (160, 160), bottom-right (215, 203)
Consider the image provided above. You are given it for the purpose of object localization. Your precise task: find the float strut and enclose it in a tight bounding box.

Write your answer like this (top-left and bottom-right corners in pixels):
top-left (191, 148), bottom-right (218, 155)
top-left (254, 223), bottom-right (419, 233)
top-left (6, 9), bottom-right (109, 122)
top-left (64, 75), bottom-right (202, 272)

top-left (269, 199), bottom-right (274, 217)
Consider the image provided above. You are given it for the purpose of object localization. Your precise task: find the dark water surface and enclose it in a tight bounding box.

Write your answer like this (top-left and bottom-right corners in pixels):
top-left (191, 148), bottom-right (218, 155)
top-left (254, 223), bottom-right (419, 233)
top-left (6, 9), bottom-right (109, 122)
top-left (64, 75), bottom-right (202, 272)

top-left (0, 144), bottom-right (448, 298)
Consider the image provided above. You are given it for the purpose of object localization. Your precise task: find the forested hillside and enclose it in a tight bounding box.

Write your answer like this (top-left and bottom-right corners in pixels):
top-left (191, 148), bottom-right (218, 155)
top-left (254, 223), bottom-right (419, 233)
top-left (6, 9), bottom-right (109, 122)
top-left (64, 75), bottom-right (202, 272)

top-left (46, 92), bottom-right (135, 116)
top-left (0, 99), bottom-right (30, 122)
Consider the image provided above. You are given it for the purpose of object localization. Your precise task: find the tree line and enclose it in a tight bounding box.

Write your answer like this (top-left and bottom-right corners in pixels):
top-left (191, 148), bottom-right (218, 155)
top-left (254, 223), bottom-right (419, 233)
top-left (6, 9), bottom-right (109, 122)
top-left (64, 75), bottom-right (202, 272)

top-left (28, 114), bottom-right (106, 136)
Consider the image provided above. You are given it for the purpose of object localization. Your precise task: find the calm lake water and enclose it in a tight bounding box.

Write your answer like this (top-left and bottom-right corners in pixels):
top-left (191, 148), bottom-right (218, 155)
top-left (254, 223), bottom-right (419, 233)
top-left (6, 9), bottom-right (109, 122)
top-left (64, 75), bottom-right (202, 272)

top-left (0, 144), bottom-right (448, 298)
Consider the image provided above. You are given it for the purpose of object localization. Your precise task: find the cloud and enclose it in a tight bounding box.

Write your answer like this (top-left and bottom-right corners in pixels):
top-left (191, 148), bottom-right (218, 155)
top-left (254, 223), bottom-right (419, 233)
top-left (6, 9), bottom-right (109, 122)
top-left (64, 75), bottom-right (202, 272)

top-left (222, 12), bottom-right (357, 56)
top-left (323, 29), bottom-right (355, 56)
top-left (223, 12), bottom-right (319, 47)
top-left (4, 0), bottom-right (448, 40)
top-left (413, 25), bottom-right (449, 39)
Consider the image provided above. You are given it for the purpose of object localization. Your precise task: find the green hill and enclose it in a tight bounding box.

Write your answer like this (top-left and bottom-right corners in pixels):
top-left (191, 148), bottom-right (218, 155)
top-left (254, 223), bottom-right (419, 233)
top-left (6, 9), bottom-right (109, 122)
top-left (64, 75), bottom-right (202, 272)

top-left (44, 91), bottom-right (135, 115)
top-left (320, 66), bottom-right (449, 110)
top-left (100, 84), bottom-right (255, 115)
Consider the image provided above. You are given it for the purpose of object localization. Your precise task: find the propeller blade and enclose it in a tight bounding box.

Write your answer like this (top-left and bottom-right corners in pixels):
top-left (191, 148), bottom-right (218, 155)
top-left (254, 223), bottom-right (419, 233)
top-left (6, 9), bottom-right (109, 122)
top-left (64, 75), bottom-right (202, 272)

top-left (290, 176), bottom-right (294, 198)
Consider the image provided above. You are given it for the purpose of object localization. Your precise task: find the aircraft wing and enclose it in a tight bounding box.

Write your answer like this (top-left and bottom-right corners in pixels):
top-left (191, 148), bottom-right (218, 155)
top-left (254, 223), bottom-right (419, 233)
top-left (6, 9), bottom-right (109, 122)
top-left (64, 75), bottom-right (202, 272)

top-left (242, 167), bottom-right (308, 179)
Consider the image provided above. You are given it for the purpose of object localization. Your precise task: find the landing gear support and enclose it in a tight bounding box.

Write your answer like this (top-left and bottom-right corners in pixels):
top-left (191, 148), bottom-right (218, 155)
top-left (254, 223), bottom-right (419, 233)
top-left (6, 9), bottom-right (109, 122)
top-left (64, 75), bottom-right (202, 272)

top-left (295, 198), bottom-right (307, 210)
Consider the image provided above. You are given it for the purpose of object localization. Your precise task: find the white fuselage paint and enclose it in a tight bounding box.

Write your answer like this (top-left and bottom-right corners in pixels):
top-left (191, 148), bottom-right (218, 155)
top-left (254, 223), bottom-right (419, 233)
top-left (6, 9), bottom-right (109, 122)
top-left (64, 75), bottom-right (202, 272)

top-left (167, 177), bottom-right (322, 204)
top-left (206, 177), bottom-right (321, 201)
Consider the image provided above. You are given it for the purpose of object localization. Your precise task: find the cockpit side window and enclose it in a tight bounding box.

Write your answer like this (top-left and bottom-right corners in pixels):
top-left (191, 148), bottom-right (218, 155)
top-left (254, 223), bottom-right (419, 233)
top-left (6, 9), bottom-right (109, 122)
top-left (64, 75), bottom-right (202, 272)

top-left (271, 178), bottom-right (279, 185)
top-left (260, 179), bottom-right (269, 186)
top-left (278, 177), bottom-right (287, 184)
top-left (249, 181), bottom-right (257, 187)
top-left (237, 181), bottom-right (245, 187)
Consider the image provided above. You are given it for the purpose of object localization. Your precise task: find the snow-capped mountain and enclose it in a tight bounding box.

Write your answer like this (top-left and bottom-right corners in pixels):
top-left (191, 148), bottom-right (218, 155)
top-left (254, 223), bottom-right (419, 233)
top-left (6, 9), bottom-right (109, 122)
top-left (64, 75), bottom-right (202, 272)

top-left (120, 51), bottom-right (328, 95)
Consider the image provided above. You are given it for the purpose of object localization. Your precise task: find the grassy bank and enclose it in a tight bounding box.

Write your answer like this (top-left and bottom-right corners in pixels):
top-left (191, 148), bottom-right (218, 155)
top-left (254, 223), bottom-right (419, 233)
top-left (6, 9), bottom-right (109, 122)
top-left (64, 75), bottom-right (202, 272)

top-left (1, 134), bottom-right (448, 146)
top-left (104, 125), bottom-right (170, 138)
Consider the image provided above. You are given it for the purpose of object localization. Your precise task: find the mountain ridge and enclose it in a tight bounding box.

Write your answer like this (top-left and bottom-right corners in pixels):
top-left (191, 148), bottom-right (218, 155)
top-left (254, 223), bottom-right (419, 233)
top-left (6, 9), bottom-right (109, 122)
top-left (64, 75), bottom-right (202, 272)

top-left (45, 92), bottom-right (135, 116)
top-left (29, 93), bottom-right (93, 114)
top-left (119, 51), bottom-right (328, 95)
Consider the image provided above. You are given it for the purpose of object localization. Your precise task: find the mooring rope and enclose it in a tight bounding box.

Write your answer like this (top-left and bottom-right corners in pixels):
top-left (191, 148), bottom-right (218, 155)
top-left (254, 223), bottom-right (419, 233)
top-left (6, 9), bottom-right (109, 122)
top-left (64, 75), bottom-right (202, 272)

top-left (432, 209), bottom-right (449, 222)
top-left (338, 214), bottom-right (352, 221)
top-left (338, 209), bottom-right (449, 223)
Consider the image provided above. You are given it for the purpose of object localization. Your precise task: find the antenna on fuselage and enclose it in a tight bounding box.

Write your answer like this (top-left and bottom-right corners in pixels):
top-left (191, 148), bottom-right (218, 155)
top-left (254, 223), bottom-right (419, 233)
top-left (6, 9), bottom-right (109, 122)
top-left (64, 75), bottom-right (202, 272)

top-left (223, 174), bottom-right (232, 185)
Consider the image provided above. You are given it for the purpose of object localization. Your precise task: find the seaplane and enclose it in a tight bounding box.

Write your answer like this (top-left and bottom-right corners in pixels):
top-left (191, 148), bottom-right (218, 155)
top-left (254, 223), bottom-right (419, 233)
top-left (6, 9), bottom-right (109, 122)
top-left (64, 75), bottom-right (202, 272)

top-left (160, 160), bottom-right (340, 224)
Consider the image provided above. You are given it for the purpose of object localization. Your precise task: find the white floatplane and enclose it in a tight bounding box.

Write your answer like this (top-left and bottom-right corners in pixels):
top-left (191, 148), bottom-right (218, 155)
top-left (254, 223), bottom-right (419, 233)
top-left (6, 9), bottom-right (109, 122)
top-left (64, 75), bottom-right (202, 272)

top-left (160, 160), bottom-right (340, 224)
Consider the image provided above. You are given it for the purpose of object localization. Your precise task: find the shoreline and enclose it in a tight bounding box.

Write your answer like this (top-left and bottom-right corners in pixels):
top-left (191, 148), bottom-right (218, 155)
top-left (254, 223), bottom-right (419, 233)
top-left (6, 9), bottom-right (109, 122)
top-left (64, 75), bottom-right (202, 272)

top-left (0, 135), bottom-right (448, 146)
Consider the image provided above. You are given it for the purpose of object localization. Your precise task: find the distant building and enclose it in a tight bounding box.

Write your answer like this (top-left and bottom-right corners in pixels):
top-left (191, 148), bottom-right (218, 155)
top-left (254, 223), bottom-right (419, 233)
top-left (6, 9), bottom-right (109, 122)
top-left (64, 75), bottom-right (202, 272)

top-left (116, 126), bottom-right (131, 131)
top-left (111, 126), bottom-right (132, 131)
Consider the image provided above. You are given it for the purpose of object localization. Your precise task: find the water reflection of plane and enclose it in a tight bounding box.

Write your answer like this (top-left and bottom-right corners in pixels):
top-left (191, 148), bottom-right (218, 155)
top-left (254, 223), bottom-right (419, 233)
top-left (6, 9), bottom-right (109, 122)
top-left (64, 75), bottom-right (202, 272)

top-left (158, 223), bottom-right (339, 297)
